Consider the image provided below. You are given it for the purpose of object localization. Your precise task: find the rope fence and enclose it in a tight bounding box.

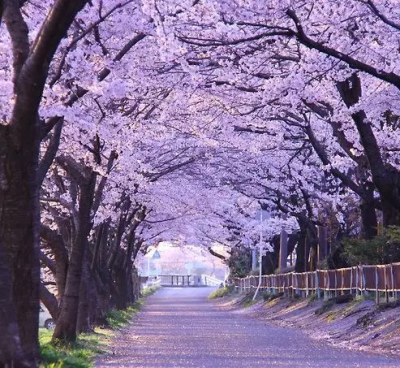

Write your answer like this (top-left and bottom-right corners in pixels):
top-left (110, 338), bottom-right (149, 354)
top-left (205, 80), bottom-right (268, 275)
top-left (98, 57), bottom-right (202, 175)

top-left (232, 262), bottom-right (400, 304)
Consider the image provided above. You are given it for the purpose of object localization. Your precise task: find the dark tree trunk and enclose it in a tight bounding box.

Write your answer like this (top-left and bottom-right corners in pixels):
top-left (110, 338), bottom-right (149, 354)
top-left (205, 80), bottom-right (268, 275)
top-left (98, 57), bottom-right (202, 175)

top-left (52, 174), bottom-right (95, 342)
top-left (39, 283), bottom-right (59, 321)
top-left (0, 1), bottom-right (89, 363)
top-left (112, 254), bottom-right (129, 311)
top-left (0, 123), bottom-right (41, 365)
top-left (132, 267), bottom-right (141, 302)
top-left (0, 238), bottom-right (28, 368)
top-left (76, 251), bottom-right (92, 333)
top-left (92, 224), bottom-right (112, 325)
top-left (40, 224), bottom-right (69, 299)
top-left (93, 269), bottom-right (111, 326)
top-left (337, 74), bottom-right (400, 227)
top-left (360, 199), bottom-right (378, 239)
top-left (262, 235), bottom-right (280, 274)
top-left (295, 230), bottom-right (306, 273)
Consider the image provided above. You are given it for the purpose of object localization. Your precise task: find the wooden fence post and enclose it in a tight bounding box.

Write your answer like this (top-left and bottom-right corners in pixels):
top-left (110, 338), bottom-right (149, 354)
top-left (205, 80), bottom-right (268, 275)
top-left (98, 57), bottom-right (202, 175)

top-left (362, 266), bottom-right (366, 297)
top-left (306, 272), bottom-right (309, 297)
top-left (234, 261), bottom-right (400, 304)
top-left (355, 266), bottom-right (359, 297)
top-left (350, 268), bottom-right (353, 297)
top-left (391, 264), bottom-right (397, 300)
top-left (375, 267), bottom-right (380, 305)
top-left (334, 270), bottom-right (338, 297)
top-left (326, 271), bottom-right (330, 300)
top-left (384, 266), bottom-right (389, 304)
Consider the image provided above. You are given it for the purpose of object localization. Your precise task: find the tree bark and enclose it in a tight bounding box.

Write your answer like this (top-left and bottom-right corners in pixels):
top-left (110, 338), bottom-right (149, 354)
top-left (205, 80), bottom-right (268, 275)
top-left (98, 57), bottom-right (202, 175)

top-left (0, 0), bottom-right (89, 362)
top-left (360, 199), bottom-right (378, 239)
top-left (52, 173), bottom-right (95, 342)
top-left (0, 237), bottom-right (28, 368)
top-left (40, 224), bottom-right (69, 299)
top-left (0, 122), bottom-right (41, 365)
top-left (76, 251), bottom-right (93, 333)
top-left (337, 74), bottom-right (400, 227)
top-left (39, 283), bottom-right (59, 321)
top-left (295, 229), bottom-right (307, 273)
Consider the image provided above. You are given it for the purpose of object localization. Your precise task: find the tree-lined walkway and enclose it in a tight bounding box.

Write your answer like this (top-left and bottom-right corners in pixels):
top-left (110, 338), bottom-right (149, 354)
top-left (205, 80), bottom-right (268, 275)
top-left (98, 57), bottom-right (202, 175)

top-left (95, 288), bottom-right (399, 368)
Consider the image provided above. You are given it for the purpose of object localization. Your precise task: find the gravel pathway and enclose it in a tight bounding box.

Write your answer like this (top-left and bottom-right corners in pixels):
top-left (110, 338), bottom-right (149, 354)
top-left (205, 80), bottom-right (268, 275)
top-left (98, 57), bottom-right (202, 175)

top-left (95, 287), bottom-right (400, 368)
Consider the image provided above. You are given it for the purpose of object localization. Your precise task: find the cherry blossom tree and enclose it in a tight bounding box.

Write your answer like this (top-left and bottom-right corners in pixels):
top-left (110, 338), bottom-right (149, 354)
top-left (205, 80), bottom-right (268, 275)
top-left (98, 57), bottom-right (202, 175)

top-left (4, 2), bottom-right (400, 365)
top-left (0, 1), bottom-right (89, 365)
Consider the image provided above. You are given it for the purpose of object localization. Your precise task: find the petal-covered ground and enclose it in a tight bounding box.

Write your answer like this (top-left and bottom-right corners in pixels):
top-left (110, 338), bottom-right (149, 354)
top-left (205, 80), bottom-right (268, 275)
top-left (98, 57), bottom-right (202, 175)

top-left (96, 288), bottom-right (399, 368)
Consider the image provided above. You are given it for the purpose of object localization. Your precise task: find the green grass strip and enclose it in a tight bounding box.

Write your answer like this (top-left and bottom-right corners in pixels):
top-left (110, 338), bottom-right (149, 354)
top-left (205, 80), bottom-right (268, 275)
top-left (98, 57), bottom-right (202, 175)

top-left (208, 286), bottom-right (231, 299)
top-left (40, 286), bottom-right (160, 367)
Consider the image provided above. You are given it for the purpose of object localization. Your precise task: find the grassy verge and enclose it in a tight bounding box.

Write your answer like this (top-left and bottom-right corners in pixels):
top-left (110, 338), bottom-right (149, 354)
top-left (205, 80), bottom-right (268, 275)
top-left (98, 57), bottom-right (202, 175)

top-left (208, 286), bottom-right (231, 299)
top-left (141, 284), bottom-right (161, 298)
top-left (105, 303), bottom-right (142, 330)
top-left (39, 328), bottom-right (109, 368)
top-left (40, 286), bottom-right (160, 367)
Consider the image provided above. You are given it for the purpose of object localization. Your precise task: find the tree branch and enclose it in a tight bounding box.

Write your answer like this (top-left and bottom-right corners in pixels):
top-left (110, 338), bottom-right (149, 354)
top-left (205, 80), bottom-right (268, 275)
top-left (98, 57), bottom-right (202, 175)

top-left (38, 118), bottom-right (64, 185)
top-left (286, 9), bottom-right (400, 90)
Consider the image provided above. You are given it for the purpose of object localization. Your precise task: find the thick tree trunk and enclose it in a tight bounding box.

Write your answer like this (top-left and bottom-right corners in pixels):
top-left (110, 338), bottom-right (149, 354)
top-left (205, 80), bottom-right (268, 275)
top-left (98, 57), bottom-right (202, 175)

top-left (0, 0), bottom-right (89, 361)
top-left (112, 257), bottom-right (129, 310)
top-left (337, 74), bottom-right (400, 227)
top-left (92, 224), bottom-right (112, 325)
top-left (52, 175), bottom-right (95, 342)
top-left (40, 224), bottom-right (69, 299)
top-left (93, 270), bottom-right (111, 326)
top-left (39, 283), bottom-right (59, 321)
top-left (76, 251), bottom-right (91, 333)
top-left (295, 230), bottom-right (306, 273)
top-left (360, 199), bottom-right (378, 239)
top-left (0, 238), bottom-right (28, 368)
top-left (132, 267), bottom-right (141, 302)
top-left (0, 124), bottom-right (41, 365)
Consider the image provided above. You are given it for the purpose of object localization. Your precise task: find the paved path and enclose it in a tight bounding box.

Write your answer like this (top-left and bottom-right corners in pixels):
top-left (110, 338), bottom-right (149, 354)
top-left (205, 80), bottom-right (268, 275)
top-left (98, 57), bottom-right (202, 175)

top-left (96, 288), bottom-right (400, 368)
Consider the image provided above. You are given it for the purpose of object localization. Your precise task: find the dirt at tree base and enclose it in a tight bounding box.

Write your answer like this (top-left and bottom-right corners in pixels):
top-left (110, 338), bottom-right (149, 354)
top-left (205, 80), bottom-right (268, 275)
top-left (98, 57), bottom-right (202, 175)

top-left (216, 292), bottom-right (400, 359)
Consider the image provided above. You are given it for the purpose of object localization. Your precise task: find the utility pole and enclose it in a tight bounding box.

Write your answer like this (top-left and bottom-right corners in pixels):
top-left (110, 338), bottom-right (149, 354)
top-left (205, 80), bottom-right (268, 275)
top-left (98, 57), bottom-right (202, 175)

top-left (252, 248), bottom-right (257, 271)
